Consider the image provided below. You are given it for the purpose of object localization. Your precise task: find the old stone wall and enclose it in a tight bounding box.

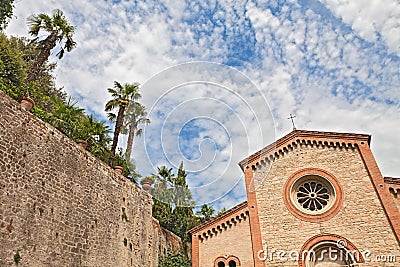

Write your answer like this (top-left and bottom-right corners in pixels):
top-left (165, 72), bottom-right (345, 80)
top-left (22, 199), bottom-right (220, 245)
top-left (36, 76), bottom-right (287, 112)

top-left (253, 142), bottom-right (400, 266)
top-left (151, 218), bottom-right (182, 262)
top-left (0, 90), bottom-right (180, 267)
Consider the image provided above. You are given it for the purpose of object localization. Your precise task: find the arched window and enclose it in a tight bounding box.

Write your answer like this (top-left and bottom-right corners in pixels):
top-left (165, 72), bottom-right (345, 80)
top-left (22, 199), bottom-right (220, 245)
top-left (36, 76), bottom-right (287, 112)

top-left (214, 256), bottom-right (240, 267)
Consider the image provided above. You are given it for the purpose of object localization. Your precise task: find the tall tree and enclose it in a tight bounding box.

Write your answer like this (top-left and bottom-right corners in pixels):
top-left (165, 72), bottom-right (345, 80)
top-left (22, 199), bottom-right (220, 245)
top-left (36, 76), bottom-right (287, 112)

top-left (105, 81), bottom-right (140, 164)
top-left (0, 0), bottom-right (15, 30)
top-left (0, 32), bottom-right (25, 89)
top-left (151, 163), bottom-right (196, 258)
top-left (25, 9), bottom-right (76, 84)
top-left (196, 204), bottom-right (215, 223)
top-left (123, 103), bottom-right (150, 159)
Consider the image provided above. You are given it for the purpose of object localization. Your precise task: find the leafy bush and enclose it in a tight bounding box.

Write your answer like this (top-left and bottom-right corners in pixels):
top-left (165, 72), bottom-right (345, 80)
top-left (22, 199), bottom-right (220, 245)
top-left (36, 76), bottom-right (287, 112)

top-left (159, 251), bottom-right (190, 267)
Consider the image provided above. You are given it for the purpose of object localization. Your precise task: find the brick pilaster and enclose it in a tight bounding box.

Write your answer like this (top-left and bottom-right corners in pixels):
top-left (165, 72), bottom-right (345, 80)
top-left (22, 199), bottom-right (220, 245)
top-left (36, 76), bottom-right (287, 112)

top-left (244, 167), bottom-right (265, 267)
top-left (191, 234), bottom-right (199, 267)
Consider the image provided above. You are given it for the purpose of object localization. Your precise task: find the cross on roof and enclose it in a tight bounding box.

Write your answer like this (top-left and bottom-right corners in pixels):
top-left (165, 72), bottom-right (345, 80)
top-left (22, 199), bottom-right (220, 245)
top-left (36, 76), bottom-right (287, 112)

top-left (288, 114), bottom-right (296, 131)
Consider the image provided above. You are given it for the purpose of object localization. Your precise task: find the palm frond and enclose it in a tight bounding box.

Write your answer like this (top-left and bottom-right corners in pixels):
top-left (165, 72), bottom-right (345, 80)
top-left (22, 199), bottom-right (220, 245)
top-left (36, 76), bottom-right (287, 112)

top-left (107, 112), bottom-right (117, 122)
top-left (136, 128), bottom-right (143, 137)
top-left (113, 81), bottom-right (123, 90)
top-left (105, 99), bottom-right (120, 111)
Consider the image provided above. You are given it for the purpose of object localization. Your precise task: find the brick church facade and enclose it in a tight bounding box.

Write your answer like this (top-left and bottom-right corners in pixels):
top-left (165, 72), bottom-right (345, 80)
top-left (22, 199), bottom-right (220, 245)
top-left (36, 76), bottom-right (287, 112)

top-left (189, 130), bottom-right (400, 267)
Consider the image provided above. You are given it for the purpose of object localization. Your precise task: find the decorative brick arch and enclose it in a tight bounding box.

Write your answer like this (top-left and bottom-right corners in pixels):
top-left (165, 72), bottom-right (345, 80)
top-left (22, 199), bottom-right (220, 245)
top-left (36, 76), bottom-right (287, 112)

top-left (283, 168), bottom-right (344, 222)
top-left (215, 256), bottom-right (228, 266)
top-left (214, 255), bottom-right (241, 266)
top-left (298, 234), bottom-right (365, 267)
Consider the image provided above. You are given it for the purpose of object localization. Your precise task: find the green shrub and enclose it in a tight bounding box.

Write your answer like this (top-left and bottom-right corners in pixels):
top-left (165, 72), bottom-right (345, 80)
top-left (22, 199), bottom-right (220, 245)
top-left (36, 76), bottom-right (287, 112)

top-left (158, 250), bottom-right (190, 267)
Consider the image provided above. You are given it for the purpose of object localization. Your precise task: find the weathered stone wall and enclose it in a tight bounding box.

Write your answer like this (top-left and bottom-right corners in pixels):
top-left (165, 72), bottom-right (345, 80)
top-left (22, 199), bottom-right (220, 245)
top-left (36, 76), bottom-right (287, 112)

top-left (0, 90), bottom-right (180, 267)
top-left (253, 142), bottom-right (400, 266)
top-left (151, 218), bottom-right (182, 262)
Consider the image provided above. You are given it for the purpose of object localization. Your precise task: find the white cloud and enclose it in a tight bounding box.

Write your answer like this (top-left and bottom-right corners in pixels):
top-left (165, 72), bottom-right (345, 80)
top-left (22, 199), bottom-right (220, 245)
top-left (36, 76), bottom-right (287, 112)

top-left (5, 0), bottom-right (399, 209)
top-left (320, 0), bottom-right (400, 54)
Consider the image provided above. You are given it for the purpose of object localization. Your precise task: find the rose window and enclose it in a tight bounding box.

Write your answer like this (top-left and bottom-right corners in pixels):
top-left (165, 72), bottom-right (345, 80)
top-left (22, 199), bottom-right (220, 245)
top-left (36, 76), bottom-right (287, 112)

top-left (296, 181), bottom-right (330, 211)
top-left (290, 175), bottom-right (336, 215)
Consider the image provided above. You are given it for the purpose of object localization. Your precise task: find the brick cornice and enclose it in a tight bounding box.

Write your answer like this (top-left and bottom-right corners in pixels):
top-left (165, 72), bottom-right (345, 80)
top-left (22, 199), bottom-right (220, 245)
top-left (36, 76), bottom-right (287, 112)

top-left (189, 201), bottom-right (248, 236)
top-left (384, 177), bottom-right (400, 185)
top-left (385, 177), bottom-right (400, 196)
top-left (239, 130), bottom-right (371, 170)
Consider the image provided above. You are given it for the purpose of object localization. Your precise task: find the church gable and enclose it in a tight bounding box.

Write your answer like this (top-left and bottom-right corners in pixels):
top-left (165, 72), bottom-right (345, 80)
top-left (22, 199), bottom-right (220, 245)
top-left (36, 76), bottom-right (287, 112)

top-left (244, 130), bottom-right (400, 266)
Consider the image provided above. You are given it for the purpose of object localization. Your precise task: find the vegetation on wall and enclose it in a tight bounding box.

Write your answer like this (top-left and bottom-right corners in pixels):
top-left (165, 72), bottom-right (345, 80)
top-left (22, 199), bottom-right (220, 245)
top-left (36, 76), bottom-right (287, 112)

top-left (0, 11), bottom-right (145, 181)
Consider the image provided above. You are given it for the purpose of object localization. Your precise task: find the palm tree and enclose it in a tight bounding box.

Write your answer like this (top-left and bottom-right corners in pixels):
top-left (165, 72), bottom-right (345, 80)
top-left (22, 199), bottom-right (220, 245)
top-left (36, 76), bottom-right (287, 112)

top-left (123, 103), bottom-right (150, 159)
top-left (105, 81), bottom-right (141, 164)
top-left (50, 96), bottom-right (84, 137)
top-left (78, 114), bottom-right (112, 161)
top-left (25, 9), bottom-right (76, 84)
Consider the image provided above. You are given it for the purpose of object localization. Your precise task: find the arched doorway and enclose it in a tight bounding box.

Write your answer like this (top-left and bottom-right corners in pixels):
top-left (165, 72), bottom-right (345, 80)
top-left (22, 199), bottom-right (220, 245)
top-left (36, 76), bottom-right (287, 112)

top-left (299, 234), bottom-right (364, 267)
top-left (305, 241), bottom-right (355, 267)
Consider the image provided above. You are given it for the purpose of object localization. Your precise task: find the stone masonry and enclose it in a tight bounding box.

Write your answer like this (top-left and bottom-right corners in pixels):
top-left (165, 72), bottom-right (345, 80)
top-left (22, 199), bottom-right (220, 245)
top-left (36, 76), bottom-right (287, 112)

top-left (0, 90), bottom-right (181, 267)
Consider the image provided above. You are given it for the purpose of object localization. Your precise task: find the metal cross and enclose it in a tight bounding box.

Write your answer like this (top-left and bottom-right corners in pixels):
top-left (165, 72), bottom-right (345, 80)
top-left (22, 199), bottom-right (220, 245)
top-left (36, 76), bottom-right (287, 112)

top-left (288, 114), bottom-right (296, 131)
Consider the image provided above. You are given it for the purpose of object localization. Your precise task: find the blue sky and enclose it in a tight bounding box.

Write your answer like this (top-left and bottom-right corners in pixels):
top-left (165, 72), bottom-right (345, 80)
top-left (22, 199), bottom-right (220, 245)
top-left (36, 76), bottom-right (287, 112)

top-left (6, 0), bottom-right (400, 211)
